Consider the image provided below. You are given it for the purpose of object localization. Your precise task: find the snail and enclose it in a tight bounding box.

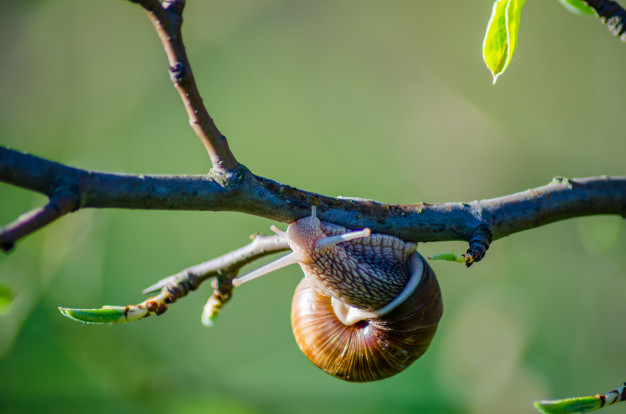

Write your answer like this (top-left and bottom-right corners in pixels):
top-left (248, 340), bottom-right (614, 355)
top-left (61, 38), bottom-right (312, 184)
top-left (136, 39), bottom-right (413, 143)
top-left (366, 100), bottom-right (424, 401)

top-left (232, 207), bottom-right (443, 382)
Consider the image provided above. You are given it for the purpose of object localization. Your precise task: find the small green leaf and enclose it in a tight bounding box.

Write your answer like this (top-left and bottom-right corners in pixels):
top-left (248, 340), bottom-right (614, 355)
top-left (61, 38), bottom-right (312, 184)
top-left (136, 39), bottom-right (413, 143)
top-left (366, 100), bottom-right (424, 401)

top-left (0, 282), bottom-right (15, 313)
top-left (483, 0), bottom-right (526, 84)
top-left (428, 251), bottom-right (467, 263)
top-left (558, 0), bottom-right (595, 16)
top-left (59, 305), bottom-right (148, 324)
top-left (59, 306), bottom-right (126, 324)
top-left (534, 396), bottom-right (602, 414)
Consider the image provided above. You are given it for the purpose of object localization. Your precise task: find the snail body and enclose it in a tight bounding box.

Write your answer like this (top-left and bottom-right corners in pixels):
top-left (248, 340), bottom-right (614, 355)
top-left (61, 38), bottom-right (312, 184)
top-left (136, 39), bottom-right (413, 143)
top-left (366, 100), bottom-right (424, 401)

top-left (233, 207), bottom-right (443, 382)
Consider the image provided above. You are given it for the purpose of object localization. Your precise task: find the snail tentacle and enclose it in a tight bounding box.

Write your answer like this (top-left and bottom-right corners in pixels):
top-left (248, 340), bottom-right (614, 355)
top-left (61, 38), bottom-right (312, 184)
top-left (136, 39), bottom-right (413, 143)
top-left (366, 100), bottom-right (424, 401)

top-left (315, 228), bottom-right (372, 250)
top-left (232, 251), bottom-right (304, 287)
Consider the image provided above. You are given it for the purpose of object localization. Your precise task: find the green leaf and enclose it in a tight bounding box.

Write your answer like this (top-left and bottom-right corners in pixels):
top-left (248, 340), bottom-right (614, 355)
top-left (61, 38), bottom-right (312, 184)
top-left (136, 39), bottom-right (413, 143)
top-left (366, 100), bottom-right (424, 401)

top-left (0, 282), bottom-right (14, 313)
top-left (483, 0), bottom-right (526, 84)
top-left (558, 0), bottom-right (595, 16)
top-left (534, 396), bottom-right (602, 414)
top-left (428, 251), bottom-right (467, 263)
top-left (59, 305), bottom-right (148, 324)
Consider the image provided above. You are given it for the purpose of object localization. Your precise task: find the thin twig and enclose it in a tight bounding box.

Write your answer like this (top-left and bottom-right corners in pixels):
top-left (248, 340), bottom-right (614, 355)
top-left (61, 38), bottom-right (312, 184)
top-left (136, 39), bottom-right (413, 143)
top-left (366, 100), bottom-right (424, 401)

top-left (142, 233), bottom-right (288, 295)
top-left (0, 191), bottom-right (78, 251)
top-left (59, 234), bottom-right (289, 324)
top-left (128, 0), bottom-right (239, 171)
top-left (144, 233), bottom-right (288, 320)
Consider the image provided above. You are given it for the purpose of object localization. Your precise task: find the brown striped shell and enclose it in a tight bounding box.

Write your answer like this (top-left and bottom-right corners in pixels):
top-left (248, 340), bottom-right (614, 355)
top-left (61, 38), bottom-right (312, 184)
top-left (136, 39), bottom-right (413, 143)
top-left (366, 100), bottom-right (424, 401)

top-left (291, 251), bottom-right (442, 382)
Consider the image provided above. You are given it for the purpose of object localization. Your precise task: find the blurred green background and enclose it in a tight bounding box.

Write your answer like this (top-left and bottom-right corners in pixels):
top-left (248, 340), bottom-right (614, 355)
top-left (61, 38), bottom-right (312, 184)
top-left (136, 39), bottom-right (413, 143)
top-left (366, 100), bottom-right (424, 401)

top-left (1, 1), bottom-right (625, 413)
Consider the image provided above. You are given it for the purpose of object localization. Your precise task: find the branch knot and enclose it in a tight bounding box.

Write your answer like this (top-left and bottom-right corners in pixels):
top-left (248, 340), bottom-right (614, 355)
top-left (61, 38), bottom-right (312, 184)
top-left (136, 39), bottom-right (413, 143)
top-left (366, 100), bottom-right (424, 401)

top-left (209, 164), bottom-right (250, 189)
top-left (169, 62), bottom-right (186, 83)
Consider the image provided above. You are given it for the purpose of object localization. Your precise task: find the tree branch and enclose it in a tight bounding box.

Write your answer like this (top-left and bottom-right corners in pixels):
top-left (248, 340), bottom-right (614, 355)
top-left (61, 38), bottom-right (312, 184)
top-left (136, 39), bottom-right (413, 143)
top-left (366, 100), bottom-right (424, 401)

top-left (59, 233), bottom-right (289, 324)
top-left (2, 146), bottom-right (625, 256)
top-left (484, 176), bottom-right (626, 239)
top-left (129, 0), bottom-right (239, 171)
top-left (585, 0), bottom-right (626, 40)
top-left (142, 232), bottom-right (289, 325)
top-left (141, 233), bottom-right (288, 295)
top-left (0, 191), bottom-right (78, 251)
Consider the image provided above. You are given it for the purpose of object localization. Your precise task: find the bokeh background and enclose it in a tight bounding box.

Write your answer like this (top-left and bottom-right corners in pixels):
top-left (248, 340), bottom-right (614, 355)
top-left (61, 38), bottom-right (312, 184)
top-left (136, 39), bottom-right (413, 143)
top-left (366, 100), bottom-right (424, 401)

top-left (1, 1), bottom-right (625, 413)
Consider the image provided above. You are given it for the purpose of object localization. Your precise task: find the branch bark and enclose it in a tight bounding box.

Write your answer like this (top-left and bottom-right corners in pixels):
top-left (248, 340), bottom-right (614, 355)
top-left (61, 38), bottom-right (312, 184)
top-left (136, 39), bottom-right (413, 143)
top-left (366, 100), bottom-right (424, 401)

top-left (141, 233), bottom-right (288, 296)
top-left (585, 0), bottom-right (626, 40)
top-left (2, 146), bottom-right (625, 254)
top-left (130, 0), bottom-right (239, 171)
top-left (0, 191), bottom-right (78, 251)
top-left (4, 2), bottom-right (622, 254)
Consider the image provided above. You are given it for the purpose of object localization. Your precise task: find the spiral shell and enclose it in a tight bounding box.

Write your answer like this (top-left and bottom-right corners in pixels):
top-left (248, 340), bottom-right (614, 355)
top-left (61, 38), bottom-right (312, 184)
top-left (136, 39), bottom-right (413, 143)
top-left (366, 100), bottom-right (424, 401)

top-left (291, 251), bottom-right (442, 382)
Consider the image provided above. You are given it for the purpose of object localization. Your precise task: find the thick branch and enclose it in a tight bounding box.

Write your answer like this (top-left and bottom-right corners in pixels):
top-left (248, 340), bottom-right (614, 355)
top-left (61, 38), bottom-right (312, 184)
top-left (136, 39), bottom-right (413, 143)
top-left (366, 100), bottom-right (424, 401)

top-left (2, 147), bottom-right (624, 250)
top-left (483, 176), bottom-right (626, 239)
top-left (129, 0), bottom-right (239, 171)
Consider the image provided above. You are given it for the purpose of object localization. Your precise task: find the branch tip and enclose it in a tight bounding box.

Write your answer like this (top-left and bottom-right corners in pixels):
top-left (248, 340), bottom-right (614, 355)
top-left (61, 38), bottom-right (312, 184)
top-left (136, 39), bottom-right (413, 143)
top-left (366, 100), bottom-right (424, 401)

top-left (1, 240), bottom-right (14, 252)
top-left (59, 295), bottom-right (171, 325)
top-left (585, 0), bottom-right (626, 40)
top-left (201, 276), bottom-right (234, 327)
top-left (464, 225), bottom-right (492, 267)
top-left (0, 191), bottom-right (79, 251)
top-left (162, 0), bottom-right (185, 14)
top-left (129, 0), bottom-right (163, 13)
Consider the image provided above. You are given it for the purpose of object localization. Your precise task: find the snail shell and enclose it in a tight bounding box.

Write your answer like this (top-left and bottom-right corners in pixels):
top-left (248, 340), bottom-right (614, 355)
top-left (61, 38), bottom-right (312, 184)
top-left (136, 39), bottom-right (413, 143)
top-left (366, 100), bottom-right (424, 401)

top-left (292, 250), bottom-right (441, 382)
top-left (233, 207), bottom-right (443, 382)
